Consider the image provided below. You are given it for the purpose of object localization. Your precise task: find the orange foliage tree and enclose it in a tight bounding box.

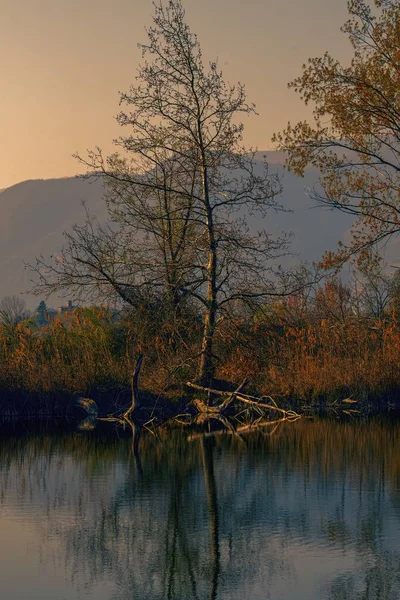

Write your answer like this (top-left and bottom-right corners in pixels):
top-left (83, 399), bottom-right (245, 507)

top-left (273, 0), bottom-right (400, 270)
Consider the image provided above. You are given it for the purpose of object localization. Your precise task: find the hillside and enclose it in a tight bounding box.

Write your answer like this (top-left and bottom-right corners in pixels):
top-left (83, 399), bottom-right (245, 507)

top-left (0, 153), bottom-right (354, 308)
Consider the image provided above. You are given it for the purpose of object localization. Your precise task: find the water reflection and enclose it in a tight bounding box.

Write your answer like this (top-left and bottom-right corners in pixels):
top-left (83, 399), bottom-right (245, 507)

top-left (0, 419), bottom-right (400, 599)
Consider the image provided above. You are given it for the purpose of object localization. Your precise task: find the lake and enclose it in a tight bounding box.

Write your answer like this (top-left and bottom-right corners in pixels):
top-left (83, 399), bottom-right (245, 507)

top-left (1, 417), bottom-right (400, 599)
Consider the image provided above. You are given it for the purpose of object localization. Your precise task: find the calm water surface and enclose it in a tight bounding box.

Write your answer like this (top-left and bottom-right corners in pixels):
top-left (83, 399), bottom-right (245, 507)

top-left (1, 417), bottom-right (400, 599)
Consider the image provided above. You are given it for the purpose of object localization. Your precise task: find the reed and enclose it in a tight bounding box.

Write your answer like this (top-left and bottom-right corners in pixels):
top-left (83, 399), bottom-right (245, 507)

top-left (1, 294), bottom-right (400, 409)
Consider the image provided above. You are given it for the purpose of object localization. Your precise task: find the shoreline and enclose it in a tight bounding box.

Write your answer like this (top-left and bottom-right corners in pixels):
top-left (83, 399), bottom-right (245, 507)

top-left (1, 385), bottom-right (400, 420)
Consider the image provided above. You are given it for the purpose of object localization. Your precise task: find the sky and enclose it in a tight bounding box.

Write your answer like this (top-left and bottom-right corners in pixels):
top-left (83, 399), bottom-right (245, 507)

top-left (0, 0), bottom-right (353, 189)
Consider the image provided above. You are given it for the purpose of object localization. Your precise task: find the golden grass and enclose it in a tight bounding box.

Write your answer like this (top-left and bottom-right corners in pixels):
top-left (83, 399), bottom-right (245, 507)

top-left (1, 300), bottom-right (400, 405)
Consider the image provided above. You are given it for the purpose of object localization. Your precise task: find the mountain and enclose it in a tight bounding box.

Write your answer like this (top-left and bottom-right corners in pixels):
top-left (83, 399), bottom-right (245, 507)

top-left (0, 176), bottom-right (107, 309)
top-left (0, 153), bottom-right (354, 309)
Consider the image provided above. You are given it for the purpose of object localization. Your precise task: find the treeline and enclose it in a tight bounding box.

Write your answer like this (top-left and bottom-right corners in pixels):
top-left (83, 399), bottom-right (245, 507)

top-left (2, 274), bottom-right (400, 407)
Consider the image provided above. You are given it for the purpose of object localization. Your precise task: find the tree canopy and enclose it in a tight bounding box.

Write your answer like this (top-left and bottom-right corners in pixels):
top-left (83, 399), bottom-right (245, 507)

top-left (0, 295), bottom-right (28, 326)
top-left (274, 0), bottom-right (400, 270)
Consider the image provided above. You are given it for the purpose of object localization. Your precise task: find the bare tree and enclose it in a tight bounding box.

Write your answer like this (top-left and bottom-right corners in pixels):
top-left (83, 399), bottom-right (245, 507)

top-left (31, 0), bottom-right (295, 385)
top-left (0, 295), bottom-right (28, 326)
top-left (354, 264), bottom-right (394, 319)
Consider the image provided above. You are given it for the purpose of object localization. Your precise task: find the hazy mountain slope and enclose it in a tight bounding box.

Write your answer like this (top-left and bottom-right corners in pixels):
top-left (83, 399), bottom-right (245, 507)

top-left (0, 177), bottom-right (107, 308)
top-left (0, 154), bottom-right (354, 308)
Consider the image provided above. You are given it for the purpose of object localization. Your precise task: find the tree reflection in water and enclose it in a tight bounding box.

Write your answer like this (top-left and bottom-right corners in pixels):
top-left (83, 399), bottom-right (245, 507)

top-left (200, 438), bottom-right (220, 600)
top-left (0, 419), bottom-right (400, 599)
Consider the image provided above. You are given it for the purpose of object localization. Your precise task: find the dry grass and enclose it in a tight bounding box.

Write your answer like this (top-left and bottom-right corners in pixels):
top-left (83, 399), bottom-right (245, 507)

top-left (218, 308), bottom-right (400, 404)
top-left (0, 306), bottom-right (200, 399)
top-left (2, 295), bottom-right (400, 408)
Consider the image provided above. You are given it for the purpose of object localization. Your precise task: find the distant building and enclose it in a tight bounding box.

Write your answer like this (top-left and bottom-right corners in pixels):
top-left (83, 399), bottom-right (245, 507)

top-left (56, 300), bottom-right (75, 315)
top-left (34, 299), bottom-right (76, 327)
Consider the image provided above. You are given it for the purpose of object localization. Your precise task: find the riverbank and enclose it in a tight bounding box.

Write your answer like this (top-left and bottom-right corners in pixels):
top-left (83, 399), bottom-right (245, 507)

top-left (0, 382), bottom-right (400, 420)
top-left (2, 303), bottom-right (400, 418)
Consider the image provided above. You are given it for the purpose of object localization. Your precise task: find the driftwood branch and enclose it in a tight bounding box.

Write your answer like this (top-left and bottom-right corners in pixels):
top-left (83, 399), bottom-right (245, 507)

top-left (234, 394), bottom-right (297, 417)
top-left (186, 380), bottom-right (300, 418)
top-left (124, 353), bottom-right (144, 420)
top-left (186, 382), bottom-right (227, 396)
top-left (220, 379), bottom-right (248, 409)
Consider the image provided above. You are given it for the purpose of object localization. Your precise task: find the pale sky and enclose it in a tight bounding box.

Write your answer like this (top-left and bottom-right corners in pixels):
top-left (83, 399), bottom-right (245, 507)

top-left (0, 0), bottom-right (352, 189)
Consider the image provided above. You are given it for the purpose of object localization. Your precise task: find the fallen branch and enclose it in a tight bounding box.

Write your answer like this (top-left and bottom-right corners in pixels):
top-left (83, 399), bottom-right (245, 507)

top-left (220, 378), bottom-right (248, 409)
top-left (235, 394), bottom-right (298, 417)
top-left (186, 382), bottom-right (227, 396)
top-left (192, 398), bottom-right (221, 414)
top-left (186, 380), bottom-right (300, 419)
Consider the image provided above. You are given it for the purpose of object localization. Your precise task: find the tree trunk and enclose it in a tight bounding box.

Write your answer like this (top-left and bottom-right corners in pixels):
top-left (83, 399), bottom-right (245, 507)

top-left (197, 157), bottom-right (218, 387)
top-left (198, 298), bottom-right (217, 387)
top-left (197, 238), bottom-right (217, 387)
top-left (201, 438), bottom-right (220, 600)
top-left (123, 353), bottom-right (143, 420)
